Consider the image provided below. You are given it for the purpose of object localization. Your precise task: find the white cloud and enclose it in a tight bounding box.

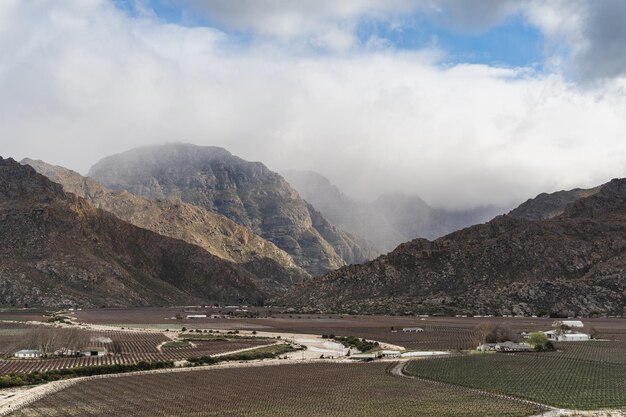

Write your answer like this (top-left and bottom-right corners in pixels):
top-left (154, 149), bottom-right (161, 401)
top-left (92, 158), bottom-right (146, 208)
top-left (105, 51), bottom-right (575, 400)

top-left (1, 0), bottom-right (626, 211)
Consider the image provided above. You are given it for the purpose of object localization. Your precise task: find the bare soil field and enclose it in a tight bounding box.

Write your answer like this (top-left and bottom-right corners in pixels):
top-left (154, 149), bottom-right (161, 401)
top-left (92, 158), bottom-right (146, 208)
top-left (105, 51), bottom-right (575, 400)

top-left (0, 311), bottom-right (47, 323)
top-left (73, 308), bottom-right (626, 350)
top-left (7, 362), bottom-right (546, 417)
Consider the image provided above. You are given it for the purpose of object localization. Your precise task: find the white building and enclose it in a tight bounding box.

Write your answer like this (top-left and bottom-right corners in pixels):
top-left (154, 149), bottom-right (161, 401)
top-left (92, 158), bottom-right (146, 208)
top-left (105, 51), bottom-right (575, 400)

top-left (494, 342), bottom-right (533, 352)
top-left (349, 353), bottom-right (377, 361)
top-left (14, 349), bottom-right (43, 358)
top-left (477, 343), bottom-right (497, 352)
top-left (544, 330), bottom-right (590, 342)
top-left (559, 332), bottom-right (591, 342)
top-left (552, 320), bottom-right (584, 328)
top-left (186, 314), bottom-right (207, 319)
top-left (381, 350), bottom-right (401, 358)
top-left (402, 327), bottom-right (424, 333)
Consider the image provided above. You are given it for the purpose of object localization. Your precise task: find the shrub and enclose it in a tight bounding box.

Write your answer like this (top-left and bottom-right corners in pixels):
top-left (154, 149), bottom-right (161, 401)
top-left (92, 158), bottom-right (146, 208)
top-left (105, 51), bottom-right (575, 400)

top-left (527, 332), bottom-right (554, 351)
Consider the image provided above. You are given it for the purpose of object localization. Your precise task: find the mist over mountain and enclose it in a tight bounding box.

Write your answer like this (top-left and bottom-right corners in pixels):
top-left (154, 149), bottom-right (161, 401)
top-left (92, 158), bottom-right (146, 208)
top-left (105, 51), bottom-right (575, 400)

top-left (282, 170), bottom-right (505, 253)
top-left (0, 157), bottom-right (271, 308)
top-left (88, 144), bottom-right (377, 276)
top-left (285, 177), bottom-right (626, 317)
top-left (21, 158), bottom-right (308, 292)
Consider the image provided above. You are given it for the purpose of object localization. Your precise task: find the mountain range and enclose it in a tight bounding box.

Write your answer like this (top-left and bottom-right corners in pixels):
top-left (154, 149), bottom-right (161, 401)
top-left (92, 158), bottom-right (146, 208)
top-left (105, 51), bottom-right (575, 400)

top-left (0, 157), bottom-right (270, 307)
top-left (284, 179), bottom-right (626, 316)
top-left (2, 143), bottom-right (625, 316)
top-left (88, 144), bottom-right (377, 277)
top-left (21, 158), bottom-right (308, 293)
top-left (281, 170), bottom-right (504, 253)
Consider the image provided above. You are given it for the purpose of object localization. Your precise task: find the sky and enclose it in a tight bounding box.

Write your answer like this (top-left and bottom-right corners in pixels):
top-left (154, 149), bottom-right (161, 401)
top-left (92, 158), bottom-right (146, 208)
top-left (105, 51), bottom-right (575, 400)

top-left (2, 1), bottom-right (626, 209)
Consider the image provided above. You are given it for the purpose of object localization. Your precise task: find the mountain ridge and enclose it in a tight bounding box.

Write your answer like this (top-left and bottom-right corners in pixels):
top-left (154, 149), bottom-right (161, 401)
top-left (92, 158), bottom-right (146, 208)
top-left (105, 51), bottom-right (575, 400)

top-left (0, 157), bottom-right (271, 308)
top-left (284, 178), bottom-right (626, 316)
top-left (21, 158), bottom-right (308, 292)
top-left (88, 143), bottom-right (377, 276)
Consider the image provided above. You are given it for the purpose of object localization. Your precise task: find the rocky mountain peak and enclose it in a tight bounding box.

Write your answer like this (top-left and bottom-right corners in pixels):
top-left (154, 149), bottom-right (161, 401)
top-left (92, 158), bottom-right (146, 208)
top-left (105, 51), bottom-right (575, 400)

top-left (89, 144), bottom-right (376, 276)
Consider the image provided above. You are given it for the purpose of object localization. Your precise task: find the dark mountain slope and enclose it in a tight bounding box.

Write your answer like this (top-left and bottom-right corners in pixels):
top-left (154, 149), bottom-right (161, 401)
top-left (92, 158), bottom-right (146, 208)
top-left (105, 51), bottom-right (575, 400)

top-left (0, 157), bottom-right (269, 308)
top-left (89, 144), bottom-right (377, 276)
top-left (285, 179), bottom-right (626, 316)
top-left (22, 158), bottom-right (308, 292)
top-left (508, 186), bottom-right (601, 220)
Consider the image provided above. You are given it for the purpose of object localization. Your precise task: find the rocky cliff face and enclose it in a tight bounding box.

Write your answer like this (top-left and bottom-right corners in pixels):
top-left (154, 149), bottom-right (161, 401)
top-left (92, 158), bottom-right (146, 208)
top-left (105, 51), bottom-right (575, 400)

top-left (281, 169), bottom-right (504, 253)
top-left (89, 144), bottom-right (377, 276)
top-left (508, 186), bottom-right (601, 220)
top-left (285, 179), bottom-right (626, 317)
top-left (0, 157), bottom-right (271, 308)
top-left (22, 158), bottom-right (308, 292)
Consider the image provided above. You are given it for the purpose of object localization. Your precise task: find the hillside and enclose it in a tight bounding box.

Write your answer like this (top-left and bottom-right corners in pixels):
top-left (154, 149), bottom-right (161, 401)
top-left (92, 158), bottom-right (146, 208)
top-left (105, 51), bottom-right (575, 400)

top-left (22, 158), bottom-right (308, 291)
top-left (282, 169), bottom-right (503, 252)
top-left (508, 186), bottom-right (601, 220)
top-left (285, 179), bottom-right (626, 316)
top-left (0, 157), bottom-right (271, 308)
top-left (89, 144), bottom-right (377, 276)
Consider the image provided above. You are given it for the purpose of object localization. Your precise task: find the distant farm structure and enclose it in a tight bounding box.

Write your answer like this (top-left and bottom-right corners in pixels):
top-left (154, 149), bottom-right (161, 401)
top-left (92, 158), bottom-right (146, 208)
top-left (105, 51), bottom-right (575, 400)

top-left (14, 349), bottom-right (43, 358)
top-left (552, 320), bottom-right (584, 328)
top-left (543, 330), bottom-right (591, 342)
top-left (402, 327), bottom-right (424, 333)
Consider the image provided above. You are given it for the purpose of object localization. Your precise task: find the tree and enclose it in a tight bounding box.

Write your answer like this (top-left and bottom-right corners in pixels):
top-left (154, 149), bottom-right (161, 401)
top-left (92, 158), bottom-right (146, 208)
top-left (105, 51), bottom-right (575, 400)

top-left (527, 332), bottom-right (554, 351)
top-left (474, 323), bottom-right (515, 345)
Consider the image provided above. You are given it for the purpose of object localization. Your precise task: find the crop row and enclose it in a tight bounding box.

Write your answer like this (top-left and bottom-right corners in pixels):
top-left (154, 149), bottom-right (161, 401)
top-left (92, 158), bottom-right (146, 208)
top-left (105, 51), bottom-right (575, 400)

top-left (0, 340), bottom-right (269, 374)
top-left (404, 351), bottom-right (626, 409)
top-left (9, 362), bottom-right (546, 417)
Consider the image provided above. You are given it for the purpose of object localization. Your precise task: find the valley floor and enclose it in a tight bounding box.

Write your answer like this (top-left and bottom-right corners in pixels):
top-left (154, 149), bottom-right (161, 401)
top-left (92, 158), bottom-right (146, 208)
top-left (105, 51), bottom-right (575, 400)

top-left (0, 309), bottom-right (624, 416)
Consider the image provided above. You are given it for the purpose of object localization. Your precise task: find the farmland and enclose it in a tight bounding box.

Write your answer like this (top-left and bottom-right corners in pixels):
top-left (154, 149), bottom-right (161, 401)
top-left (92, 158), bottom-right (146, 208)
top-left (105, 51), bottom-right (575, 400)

top-left (0, 327), bottom-right (273, 375)
top-left (404, 343), bottom-right (626, 409)
top-left (2, 310), bottom-right (625, 415)
top-left (7, 362), bottom-right (546, 417)
top-left (72, 308), bottom-right (626, 350)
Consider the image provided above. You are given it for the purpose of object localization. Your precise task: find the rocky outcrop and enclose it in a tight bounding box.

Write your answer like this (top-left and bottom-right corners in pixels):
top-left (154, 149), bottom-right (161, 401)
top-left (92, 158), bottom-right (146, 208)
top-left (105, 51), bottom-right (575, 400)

top-left (284, 179), bottom-right (626, 316)
top-left (508, 186), bottom-right (601, 220)
top-left (0, 157), bottom-right (271, 308)
top-left (88, 144), bottom-right (377, 276)
top-left (22, 158), bottom-right (308, 292)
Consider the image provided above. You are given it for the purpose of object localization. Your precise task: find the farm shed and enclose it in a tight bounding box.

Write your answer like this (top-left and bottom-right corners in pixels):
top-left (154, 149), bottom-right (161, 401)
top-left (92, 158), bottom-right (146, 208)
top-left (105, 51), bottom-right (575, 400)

top-left (14, 349), bottom-right (43, 358)
top-left (401, 351), bottom-right (449, 357)
top-left (402, 327), bottom-right (424, 332)
top-left (186, 314), bottom-right (207, 319)
top-left (543, 330), bottom-right (590, 342)
top-left (552, 320), bottom-right (584, 328)
top-left (477, 343), bottom-right (497, 352)
top-left (80, 346), bottom-right (107, 357)
top-left (559, 332), bottom-right (591, 341)
top-left (494, 342), bottom-right (533, 352)
top-left (381, 350), bottom-right (401, 358)
top-left (349, 353), bottom-right (377, 361)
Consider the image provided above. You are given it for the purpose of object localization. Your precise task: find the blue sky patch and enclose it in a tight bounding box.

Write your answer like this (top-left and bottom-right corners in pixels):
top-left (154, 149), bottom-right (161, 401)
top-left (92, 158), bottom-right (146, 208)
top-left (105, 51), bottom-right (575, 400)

top-left (117, 1), bottom-right (545, 69)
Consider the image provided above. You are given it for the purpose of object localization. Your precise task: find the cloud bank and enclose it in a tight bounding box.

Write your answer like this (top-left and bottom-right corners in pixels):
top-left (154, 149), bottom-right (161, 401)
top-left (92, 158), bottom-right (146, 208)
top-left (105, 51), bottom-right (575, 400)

top-left (1, 0), bottom-right (626, 209)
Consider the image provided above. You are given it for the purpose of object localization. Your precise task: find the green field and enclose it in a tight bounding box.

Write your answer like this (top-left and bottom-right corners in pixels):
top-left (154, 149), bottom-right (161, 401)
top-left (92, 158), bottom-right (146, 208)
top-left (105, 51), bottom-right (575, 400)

top-left (405, 344), bottom-right (626, 410)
